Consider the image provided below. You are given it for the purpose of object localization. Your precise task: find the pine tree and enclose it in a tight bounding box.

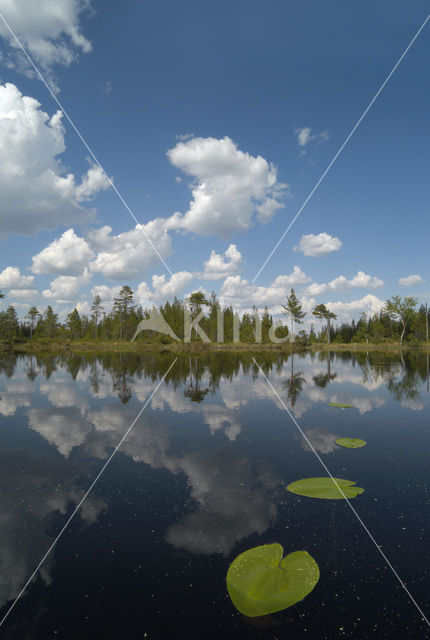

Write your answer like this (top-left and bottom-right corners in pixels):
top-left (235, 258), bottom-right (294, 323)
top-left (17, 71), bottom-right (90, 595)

top-left (90, 294), bottom-right (104, 338)
top-left (26, 306), bottom-right (39, 339)
top-left (282, 288), bottom-right (306, 343)
top-left (113, 286), bottom-right (135, 340)
top-left (261, 306), bottom-right (272, 343)
top-left (0, 306), bottom-right (18, 339)
top-left (312, 303), bottom-right (337, 344)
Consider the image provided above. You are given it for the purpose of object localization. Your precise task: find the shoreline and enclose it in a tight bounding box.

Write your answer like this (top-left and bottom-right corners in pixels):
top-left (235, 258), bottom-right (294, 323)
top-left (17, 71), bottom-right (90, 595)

top-left (1, 339), bottom-right (430, 354)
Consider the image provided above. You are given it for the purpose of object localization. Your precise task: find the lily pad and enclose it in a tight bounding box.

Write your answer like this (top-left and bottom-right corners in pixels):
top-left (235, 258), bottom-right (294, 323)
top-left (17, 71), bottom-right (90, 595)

top-left (336, 437), bottom-right (366, 448)
top-left (226, 543), bottom-right (319, 617)
top-left (286, 477), bottom-right (364, 500)
top-left (328, 402), bottom-right (353, 409)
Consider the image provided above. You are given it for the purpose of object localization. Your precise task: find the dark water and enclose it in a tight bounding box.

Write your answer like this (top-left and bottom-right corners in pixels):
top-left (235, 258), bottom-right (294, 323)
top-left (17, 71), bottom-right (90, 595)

top-left (0, 349), bottom-right (430, 639)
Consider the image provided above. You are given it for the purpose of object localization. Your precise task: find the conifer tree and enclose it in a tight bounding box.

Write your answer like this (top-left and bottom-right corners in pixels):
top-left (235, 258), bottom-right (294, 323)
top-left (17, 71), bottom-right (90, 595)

top-left (67, 308), bottom-right (82, 339)
top-left (113, 286), bottom-right (134, 339)
top-left (26, 306), bottom-right (39, 339)
top-left (282, 288), bottom-right (305, 343)
top-left (90, 294), bottom-right (104, 338)
top-left (312, 303), bottom-right (337, 344)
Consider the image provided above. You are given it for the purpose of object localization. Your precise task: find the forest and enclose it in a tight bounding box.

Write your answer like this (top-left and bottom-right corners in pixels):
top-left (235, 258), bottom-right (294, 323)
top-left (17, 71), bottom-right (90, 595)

top-left (0, 286), bottom-right (428, 346)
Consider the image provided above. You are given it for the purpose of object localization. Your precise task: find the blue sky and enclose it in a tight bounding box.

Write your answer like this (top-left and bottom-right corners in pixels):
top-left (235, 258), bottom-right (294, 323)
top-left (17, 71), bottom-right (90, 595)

top-left (0, 1), bottom-right (429, 324)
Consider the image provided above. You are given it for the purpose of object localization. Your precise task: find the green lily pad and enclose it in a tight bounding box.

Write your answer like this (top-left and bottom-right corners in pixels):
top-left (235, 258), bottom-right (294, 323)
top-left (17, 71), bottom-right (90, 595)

top-left (328, 402), bottom-right (353, 409)
top-left (286, 477), bottom-right (364, 500)
top-left (336, 437), bottom-right (366, 448)
top-left (226, 543), bottom-right (319, 617)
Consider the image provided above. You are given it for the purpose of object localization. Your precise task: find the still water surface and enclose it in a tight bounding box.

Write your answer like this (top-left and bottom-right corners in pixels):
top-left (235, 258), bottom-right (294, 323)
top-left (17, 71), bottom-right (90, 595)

top-left (0, 350), bottom-right (430, 639)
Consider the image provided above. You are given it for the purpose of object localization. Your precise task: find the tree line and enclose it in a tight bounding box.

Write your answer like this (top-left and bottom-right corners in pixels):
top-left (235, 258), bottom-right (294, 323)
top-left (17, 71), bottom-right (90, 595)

top-left (0, 286), bottom-right (428, 345)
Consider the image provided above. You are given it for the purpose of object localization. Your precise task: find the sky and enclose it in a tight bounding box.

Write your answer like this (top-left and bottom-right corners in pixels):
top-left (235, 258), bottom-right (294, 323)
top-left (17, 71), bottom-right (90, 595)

top-left (0, 0), bottom-right (429, 327)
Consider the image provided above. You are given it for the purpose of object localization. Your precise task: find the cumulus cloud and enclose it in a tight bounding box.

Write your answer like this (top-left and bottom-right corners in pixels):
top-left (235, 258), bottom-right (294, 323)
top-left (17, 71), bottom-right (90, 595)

top-left (304, 270), bottom-right (383, 296)
top-left (88, 220), bottom-right (176, 280)
top-left (7, 288), bottom-right (38, 299)
top-left (325, 294), bottom-right (385, 319)
top-left (0, 266), bottom-right (34, 289)
top-left (220, 266), bottom-right (310, 313)
top-left (201, 244), bottom-right (242, 280)
top-left (0, 83), bottom-right (110, 236)
top-left (166, 136), bottom-right (288, 237)
top-left (0, 0), bottom-right (92, 88)
top-left (294, 232), bottom-right (342, 257)
top-left (31, 228), bottom-right (94, 275)
top-left (136, 271), bottom-right (194, 306)
top-left (398, 274), bottom-right (424, 287)
top-left (349, 271), bottom-right (384, 288)
top-left (89, 284), bottom-right (122, 310)
top-left (304, 282), bottom-right (330, 296)
top-left (295, 127), bottom-right (330, 148)
top-left (42, 268), bottom-right (90, 302)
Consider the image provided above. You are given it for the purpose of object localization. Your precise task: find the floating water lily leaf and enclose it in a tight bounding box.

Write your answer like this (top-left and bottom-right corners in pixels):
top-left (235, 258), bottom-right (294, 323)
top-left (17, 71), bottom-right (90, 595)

top-left (328, 402), bottom-right (353, 409)
top-left (286, 477), bottom-right (364, 500)
top-left (226, 543), bottom-right (319, 617)
top-left (336, 437), bottom-right (366, 448)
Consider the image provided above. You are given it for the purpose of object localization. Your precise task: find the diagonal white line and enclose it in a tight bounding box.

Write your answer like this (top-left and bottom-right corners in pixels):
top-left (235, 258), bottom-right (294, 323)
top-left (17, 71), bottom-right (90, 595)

top-left (252, 14), bottom-right (430, 284)
top-left (0, 12), bottom-right (177, 282)
top-left (252, 356), bottom-right (430, 628)
top-left (0, 357), bottom-right (178, 629)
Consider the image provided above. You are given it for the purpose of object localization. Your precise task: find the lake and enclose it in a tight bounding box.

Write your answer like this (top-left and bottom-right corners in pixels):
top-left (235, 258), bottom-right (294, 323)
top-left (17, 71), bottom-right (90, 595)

top-left (0, 349), bottom-right (429, 639)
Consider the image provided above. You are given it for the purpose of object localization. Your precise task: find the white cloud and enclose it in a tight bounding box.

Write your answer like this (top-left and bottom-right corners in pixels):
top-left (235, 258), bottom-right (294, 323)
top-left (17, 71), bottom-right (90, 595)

top-left (175, 133), bottom-right (194, 141)
top-left (75, 165), bottom-right (110, 200)
top-left (201, 244), bottom-right (242, 280)
top-left (42, 268), bottom-right (89, 302)
top-left (296, 127), bottom-right (313, 147)
top-left (0, 266), bottom-right (34, 288)
top-left (349, 271), bottom-right (384, 288)
top-left (325, 294), bottom-right (385, 319)
top-left (89, 284), bottom-right (122, 310)
top-left (304, 282), bottom-right (329, 296)
top-left (75, 300), bottom-right (90, 315)
top-left (136, 271), bottom-right (194, 306)
top-left (304, 270), bottom-right (383, 296)
top-left (31, 228), bottom-right (94, 275)
top-left (295, 127), bottom-right (330, 148)
top-left (398, 274), bottom-right (424, 287)
top-left (220, 266), bottom-right (310, 312)
top-left (166, 136), bottom-right (288, 237)
top-left (0, 83), bottom-right (110, 236)
top-left (294, 232), bottom-right (342, 257)
top-left (0, 0), bottom-right (92, 88)
top-left (88, 220), bottom-right (175, 280)
top-left (7, 288), bottom-right (38, 299)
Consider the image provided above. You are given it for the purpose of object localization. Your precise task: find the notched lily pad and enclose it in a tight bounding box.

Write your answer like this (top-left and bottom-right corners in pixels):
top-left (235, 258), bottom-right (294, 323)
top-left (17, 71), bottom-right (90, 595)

top-left (336, 437), bottom-right (366, 448)
top-left (328, 402), bottom-right (353, 409)
top-left (286, 477), bottom-right (364, 500)
top-left (226, 543), bottom-right (319, 617)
